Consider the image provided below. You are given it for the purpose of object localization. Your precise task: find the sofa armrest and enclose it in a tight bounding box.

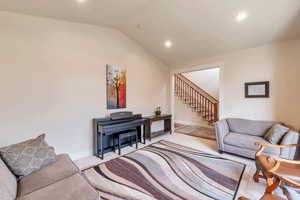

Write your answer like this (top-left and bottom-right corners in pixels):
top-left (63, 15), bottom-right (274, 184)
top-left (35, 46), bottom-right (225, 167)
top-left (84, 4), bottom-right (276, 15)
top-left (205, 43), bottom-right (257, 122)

top-left (280, 130), bottom-right (299, 159)
top-left (215, 119), bottom-right (230, 151)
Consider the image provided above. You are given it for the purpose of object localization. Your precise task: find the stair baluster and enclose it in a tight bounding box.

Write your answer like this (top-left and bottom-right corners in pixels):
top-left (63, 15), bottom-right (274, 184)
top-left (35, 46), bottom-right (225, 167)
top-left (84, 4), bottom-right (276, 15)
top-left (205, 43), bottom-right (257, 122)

top-left (174, 73), bottom-right (219, 123)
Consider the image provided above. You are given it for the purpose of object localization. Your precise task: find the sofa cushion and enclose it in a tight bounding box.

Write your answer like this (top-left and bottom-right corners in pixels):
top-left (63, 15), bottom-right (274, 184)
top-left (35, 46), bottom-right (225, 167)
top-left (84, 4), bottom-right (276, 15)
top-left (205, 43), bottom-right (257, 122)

top-left (18, 154), bottom-right (79, 197)
top-left (17, 174), bottom-right (99, 200)
top-left (224, 132), bottom-right (280, 155)
top-left (0, 134), bottom-right (56, 177)
top-left (0, 158), bottom-right (17, 200)
top-left (264, 124), bottom-right (290, 144)
top-left (280, 130), bottom-right (299, 160)
top-left (227, 118), bottom-right (276, 136)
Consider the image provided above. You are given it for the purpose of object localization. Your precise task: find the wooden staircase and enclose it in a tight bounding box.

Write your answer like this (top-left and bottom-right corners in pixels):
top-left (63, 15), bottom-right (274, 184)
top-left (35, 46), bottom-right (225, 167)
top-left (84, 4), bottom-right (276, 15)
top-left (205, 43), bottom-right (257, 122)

top-left (174, 73), bottom-right (219, 123)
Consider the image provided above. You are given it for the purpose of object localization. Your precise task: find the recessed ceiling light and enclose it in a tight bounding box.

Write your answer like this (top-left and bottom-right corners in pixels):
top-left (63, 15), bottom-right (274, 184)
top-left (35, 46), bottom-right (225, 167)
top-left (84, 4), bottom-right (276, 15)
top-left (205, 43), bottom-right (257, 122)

top-left (76, 0), bottom-right (86, 3)
top-left (165, 40), bottom-right (172, 48)
top-left (236, 11), bottom-right (248, 22)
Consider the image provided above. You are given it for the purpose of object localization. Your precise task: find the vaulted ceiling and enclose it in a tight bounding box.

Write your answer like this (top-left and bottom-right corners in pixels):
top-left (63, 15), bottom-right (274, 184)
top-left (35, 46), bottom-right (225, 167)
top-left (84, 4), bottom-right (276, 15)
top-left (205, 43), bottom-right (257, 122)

top-left (1, 0), bottom-right (300, 66)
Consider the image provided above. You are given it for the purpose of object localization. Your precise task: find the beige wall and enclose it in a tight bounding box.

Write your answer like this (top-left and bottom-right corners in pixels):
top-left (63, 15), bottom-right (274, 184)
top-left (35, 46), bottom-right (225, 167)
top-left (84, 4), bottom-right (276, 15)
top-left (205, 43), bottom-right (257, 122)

top-left (183, 68), bottom-right (219, 99)
top-left (173, 39), bottom-right (300, 130)
top-left (0, 12), bottom-right (170, 159)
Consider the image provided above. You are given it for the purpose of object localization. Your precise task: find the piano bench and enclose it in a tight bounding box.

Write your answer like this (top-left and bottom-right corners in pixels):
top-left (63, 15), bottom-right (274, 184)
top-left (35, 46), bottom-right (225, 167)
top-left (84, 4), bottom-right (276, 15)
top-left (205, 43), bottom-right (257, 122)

top-left (113, 130), bottom-right (138, 155)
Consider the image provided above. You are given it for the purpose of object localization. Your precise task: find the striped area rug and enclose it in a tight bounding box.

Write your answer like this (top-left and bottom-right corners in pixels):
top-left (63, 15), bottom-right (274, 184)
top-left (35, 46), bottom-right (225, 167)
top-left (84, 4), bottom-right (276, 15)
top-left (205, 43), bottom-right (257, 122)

top-left (84, 140), bottom-right (245, 200)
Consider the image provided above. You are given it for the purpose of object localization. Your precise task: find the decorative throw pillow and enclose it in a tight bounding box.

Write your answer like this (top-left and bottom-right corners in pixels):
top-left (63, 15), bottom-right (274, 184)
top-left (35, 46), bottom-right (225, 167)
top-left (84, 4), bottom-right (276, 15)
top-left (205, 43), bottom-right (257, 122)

top-left (0, 134), bottom-right (56, 177)
top-left (264, 124), bottom-right (290, 144)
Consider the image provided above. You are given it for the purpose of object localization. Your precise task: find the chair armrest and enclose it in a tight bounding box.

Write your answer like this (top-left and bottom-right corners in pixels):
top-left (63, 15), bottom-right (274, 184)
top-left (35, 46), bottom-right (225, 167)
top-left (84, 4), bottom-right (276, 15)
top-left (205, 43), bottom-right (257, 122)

top-left (255, 142), bottom-right (300, 148)
top-left (270, 157), bottom-right (300, 165)
top-left (215, 119), bottom-right (230, 151)
top-left (255, 142), bottom-right (300, 158)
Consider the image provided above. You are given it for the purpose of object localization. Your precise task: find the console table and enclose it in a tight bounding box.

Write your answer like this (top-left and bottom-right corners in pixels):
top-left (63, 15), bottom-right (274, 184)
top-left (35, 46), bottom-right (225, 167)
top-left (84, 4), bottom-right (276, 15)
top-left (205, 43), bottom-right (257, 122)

top-left (143, 114), bottom-right (172, 141)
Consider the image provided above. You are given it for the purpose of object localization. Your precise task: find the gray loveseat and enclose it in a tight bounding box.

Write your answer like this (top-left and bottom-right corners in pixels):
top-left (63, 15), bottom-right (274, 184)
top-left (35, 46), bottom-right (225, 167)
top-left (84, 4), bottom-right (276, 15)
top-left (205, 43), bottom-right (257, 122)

top-left (1, 154), bottom-right (99, 200)
top-left (215, 118), bottom-right (299, 159)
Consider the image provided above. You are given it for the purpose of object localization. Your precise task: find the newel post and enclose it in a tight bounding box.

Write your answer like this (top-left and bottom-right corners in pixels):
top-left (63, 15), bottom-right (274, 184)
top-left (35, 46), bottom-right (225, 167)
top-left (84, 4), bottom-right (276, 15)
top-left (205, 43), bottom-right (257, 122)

top-left (214, 103), bottom-right (219, 122)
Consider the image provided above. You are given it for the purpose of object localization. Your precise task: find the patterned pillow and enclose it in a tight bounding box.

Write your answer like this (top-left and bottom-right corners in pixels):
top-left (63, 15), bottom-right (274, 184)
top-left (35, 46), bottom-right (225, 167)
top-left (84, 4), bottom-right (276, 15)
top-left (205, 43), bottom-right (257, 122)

top-left (264, 124), bottom-right (290, 144)
top-left (0, 134), bottom-right (56, 177)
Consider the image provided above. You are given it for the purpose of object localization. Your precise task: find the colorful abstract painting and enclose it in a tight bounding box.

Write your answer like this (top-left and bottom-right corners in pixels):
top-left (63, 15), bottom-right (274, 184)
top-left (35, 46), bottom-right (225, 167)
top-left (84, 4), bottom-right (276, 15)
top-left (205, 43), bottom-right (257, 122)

top-left (106, 65), bottom-right (126, 109)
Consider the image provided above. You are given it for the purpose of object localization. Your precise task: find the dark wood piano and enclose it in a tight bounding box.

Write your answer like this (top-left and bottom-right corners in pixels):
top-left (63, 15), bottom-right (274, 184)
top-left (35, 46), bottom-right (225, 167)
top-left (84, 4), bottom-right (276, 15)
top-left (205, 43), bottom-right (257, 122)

top-left (93, 112), bottom-right (150, 159)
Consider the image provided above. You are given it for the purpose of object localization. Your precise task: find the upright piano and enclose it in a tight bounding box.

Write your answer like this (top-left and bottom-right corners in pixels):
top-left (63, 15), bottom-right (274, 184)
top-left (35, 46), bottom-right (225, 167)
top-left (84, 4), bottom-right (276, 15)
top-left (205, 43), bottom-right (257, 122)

top-left (93, 112), bottom-right (150, 159)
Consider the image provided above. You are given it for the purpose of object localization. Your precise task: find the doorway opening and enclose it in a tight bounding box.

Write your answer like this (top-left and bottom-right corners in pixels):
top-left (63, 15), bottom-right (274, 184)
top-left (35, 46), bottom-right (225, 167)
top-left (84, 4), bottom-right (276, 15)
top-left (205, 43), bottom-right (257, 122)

top-left (172, 67), bottom-right (220, 140)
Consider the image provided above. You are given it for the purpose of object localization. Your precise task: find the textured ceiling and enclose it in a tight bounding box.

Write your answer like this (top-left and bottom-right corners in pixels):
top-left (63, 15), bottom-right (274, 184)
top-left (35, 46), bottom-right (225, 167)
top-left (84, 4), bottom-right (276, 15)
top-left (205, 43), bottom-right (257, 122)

top-left (1, 0), bottom-right (300, 66)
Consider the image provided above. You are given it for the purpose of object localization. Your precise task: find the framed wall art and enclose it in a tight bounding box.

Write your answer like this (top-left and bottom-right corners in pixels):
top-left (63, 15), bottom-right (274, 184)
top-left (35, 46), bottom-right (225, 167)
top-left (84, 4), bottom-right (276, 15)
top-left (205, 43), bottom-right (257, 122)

top-left (245, 81), bottom-right (270, 98)
top-left (106, 65), bottom-right (127, 109)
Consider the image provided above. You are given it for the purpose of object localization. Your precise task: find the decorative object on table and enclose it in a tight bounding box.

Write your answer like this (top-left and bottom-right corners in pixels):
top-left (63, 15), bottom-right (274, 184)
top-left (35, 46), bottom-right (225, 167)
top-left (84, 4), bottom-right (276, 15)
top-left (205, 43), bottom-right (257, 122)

top-left (84, 140), bottom-right (245, 200)
top-left (154, 106), bottom-right (161, 116)
top-left (245, 81), bottom-right (270, 98)
top-left (106, 64), bottom-right (126, 109)
top-left (144, 114), bottom-right (172, 141)
top-left (0, 134), bottom-right (56, 177)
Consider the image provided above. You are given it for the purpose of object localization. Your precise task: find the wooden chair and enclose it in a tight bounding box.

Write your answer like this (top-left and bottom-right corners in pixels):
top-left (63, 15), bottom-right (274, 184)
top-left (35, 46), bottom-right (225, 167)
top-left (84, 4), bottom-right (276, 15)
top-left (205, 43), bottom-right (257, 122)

top-left (253, 143), bottom-right (300, 187)
top-left (246, 142), bottom-right (300, 200)
top-left (238, 193), bottom-right (284, 200)
top-left (239, 175), bottom-right (284, 200)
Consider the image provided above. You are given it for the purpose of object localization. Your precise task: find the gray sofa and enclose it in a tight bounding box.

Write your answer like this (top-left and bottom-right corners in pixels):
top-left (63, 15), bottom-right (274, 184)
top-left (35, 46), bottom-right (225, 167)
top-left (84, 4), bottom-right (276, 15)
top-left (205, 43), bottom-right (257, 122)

top-left (215, 118), bottom-right (299, 159)
top-left (1, 154), bottom-right (99, 200)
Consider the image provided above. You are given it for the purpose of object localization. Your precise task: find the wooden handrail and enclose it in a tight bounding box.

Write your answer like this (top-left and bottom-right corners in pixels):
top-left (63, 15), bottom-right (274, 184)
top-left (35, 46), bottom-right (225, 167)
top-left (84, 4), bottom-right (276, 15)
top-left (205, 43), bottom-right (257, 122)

top-left (174, 73), bottom-right (219, 123)
top-left (177, 74), bottom-right (219, 103)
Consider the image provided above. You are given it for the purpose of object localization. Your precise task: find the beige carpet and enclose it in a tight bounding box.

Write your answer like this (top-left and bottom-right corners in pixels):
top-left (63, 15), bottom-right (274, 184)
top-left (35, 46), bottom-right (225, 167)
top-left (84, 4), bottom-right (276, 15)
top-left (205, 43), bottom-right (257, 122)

top-left (175, 124), bottom-right (216, 140)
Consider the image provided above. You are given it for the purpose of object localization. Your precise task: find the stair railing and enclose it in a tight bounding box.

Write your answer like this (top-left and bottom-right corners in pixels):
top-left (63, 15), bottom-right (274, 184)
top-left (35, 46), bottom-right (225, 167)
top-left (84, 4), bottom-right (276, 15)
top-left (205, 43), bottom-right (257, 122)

top-left (174, 73), bottom-right (219, 123)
